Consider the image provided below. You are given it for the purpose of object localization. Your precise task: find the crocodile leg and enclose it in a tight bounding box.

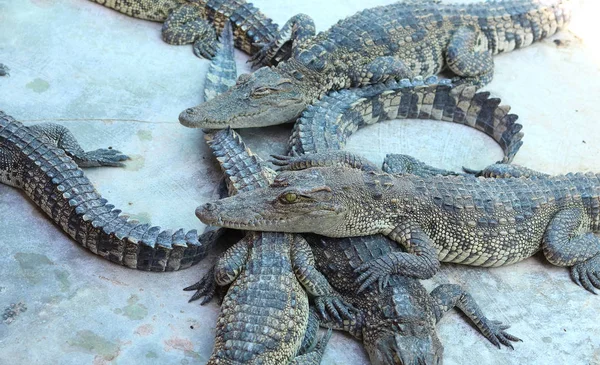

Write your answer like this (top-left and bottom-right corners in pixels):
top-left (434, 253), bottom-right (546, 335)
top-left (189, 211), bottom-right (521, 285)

top-left (250, 14), bottom-right (316, 68)
top-left (162, 4), bottom-right (219, 59)
top-left (430, 284), bottom-right (521, 349)
top-left (291, 235), bottom-right (356, 321)
top-left (445, 27), bottom-right (494, 87)
top-left (289, 329), bottom-right (332, 365)
top-left (463, 163), bottom-right (549, 178)
top-left (382, 154), bottom-right (462, 177)
top-left (354, 221), bottom-right (440, 292)
top-left (271, 151), bottom-right (379, 172)
top-left (542, 208), bottom-right (600, 293)
top-left (354, 56), bottom-right (413, 85)
top-left (27, 123), bottom-right (129, 167)
top-left (214, 233), bottom-right (252, 285)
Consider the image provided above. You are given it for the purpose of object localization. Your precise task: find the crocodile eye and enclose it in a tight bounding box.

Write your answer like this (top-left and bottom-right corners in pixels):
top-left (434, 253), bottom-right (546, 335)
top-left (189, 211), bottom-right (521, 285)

top-left (236, 73), bottom-right (252, 85)
top-left (250, 86), bottom-right (275, 98)
top-left (280, 192), bottom-right (298, 204)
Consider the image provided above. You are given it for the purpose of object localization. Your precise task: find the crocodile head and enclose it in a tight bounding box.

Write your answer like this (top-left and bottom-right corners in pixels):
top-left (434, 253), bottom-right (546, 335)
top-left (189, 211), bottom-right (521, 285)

top-left (365, 324), bottom-right (443, 365)
top-left (179, 66), bottom-right (310, 129)
top-left (196, 167), bottom-right (402, 237)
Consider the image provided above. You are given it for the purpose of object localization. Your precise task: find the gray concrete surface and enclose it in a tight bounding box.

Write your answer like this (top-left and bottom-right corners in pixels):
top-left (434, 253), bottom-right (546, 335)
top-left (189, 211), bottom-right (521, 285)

top-left (0, 0), bottom-right (599, 364)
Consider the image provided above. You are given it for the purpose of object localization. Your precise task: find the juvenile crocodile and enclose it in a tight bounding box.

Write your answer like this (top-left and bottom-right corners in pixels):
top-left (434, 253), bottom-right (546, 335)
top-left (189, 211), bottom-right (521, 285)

top-left (194, 129), bottom-right (352, 364)
top-left (179, 0), bottom-right (571, 129)
top-left (197, 128), bottom-right (520, 364)
top-left (0, 111), bottom-right (210, 271)
top-left (287, 76), bottom-right (523, 163)
top-left (197, 153), bottom-right (600, 294)
top-left (89, 0), bottom-right (280, 60)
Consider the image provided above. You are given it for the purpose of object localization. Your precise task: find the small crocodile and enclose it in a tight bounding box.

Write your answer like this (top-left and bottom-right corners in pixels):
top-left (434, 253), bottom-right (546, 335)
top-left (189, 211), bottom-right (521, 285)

top-left (195, 129), bottom-right (352, 364)
top-left (287, 76), bottom-right (523, 163)
top-left (179, 0), bottom-right (571, 129)
top-left (198, 128), bottom-right (520, 364)
top-left (197, 152), bottom-right (600, 294)
top-left (89, 0), bottom-right (280, 60)
top-left (0, 111), bottom-right (211, 271)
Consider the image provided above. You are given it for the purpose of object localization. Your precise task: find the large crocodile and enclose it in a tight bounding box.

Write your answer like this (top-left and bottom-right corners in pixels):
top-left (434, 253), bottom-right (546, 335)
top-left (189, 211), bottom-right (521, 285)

top-left (89, 0), bottom-right (280, 60)
top-left (197, 153), bottom-right (600, 294)
top-left (0, 111), bottom-right (211, 271)
top-left (179, 0), bottom-right (571, 129)
top-left (195, 129), bottom-right (353, 364)
top-left (197, 128), bottom-right (520, 364)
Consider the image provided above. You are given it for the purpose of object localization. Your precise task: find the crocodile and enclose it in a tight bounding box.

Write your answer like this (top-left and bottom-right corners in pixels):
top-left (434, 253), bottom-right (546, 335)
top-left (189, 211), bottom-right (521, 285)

top-left (197, 152), bottom-right (600, 294)
top-left (179, 0), bottom-right (571, 129)
top-left (89, 0), bottom-right (280, 60)
top-left (0, 64), bottom-right (9, 77)
top-left (203, 21), bottom-right (238, 101)
top-left (0, 111), bottom-right (213, 271)
top-left (286, 76), bottom-right (523, 163)
top-left (196, 128), bottom-right (520, 364)
top-left (193, 129), bottom-right (353, 364)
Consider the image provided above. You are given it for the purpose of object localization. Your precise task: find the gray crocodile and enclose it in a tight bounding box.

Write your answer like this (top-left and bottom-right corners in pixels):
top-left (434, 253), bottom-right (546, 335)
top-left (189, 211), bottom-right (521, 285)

top-left (179, 0), bottom-right (571, 129)
top-left (194, 129), bottom-right (353, 364)
top-left (286, 76), bottom-right (523, 163)
top-left (0, 111), bottom-right (211, 271)
top-left (196, 128), bottom-right (520, 364)
top-left (197, 152), bottom-right (600, 294)
top-left (89, 0), bottom-right (280, 60)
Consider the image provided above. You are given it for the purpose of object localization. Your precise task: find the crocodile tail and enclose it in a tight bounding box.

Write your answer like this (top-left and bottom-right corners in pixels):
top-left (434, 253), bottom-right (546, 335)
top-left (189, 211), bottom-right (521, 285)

top-left (205, 128), bottom-right (276, 195)
top-left (204, 21), bottom-right (237, 102)
top-left (289, 76), bottom-right (523, 163)
top-left (0, 112), bottom-right (210, 271)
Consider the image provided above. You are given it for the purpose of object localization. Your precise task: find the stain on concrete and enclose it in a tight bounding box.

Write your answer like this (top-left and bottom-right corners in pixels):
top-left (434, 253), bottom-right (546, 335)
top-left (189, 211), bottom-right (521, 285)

top-left (135, 323), bottom-right (154, 336)
top-left (146, 351), bottom-right (158, 359)
top-left (124, 154), bottom-right (145, 171)
top-left (14, 252), bottom-right (54, 284)
top-left (117, 294), bottom-right (148, 320)
top-left (67, 330), bottom-right (120, 361)
top-left (2, 302), bottom-right (27, 324)
top-left (127, 211), bottom-right (151, 224)
top-left (54, 269), bottom-right (71, 292)
top-left (542, 336), bottom-right (553, 343)
top-left (137, 130), bottom-right (153, 141)
top-left (164, 337), bottom-right (201, 359)
top-left (26, 78), bottom-right (50, 93)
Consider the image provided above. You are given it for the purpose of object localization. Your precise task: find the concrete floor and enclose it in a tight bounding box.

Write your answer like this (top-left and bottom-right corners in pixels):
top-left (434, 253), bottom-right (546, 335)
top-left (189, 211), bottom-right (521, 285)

top-left (0, 0), bottom-right (599, 364)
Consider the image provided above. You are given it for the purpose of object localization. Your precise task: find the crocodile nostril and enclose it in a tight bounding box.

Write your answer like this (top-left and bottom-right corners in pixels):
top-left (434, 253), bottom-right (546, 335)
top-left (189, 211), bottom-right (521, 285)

top-left (186, 108), bottom-right (194, 114)
top-left (204, 202), bottom-right (217, 211)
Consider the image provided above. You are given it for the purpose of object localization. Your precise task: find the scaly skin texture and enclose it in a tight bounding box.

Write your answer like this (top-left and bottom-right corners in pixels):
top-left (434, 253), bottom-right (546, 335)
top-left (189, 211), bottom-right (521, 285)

top-left (197, 160), bottom-right (600, 294)
top-left (200, 128), bottom-right (519, 364)
top-left (0, 111), bottom-right (211, 271)
top-left (199, 129), bottom-right (350, 364)
top-left (90, 0), bottom-right (280, 59)
top-left (287, 76), bottom-right (523, 163)
top-left (179, 0), bottom-right (571, 128)
top-left (204, 21), bottom-right (238, 101)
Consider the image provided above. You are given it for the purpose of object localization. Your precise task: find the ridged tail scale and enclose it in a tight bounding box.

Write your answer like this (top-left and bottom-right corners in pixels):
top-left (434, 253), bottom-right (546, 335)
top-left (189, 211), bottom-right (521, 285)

top-left (288, 77), bottom-right (523, 163)
top-left (0, 112), bottom-right (206, 271)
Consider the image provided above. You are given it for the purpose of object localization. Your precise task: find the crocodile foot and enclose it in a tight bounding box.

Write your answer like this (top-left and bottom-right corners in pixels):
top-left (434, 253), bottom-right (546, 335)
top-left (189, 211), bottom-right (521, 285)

top-left (571, 255), bottom-right (600, 294)
top-left (314, 296), bottom-right (357, 322)
top-left (354, 257), bottom-right (393, 293)
top-left (193, 38), bottom-right (219, 59)
top-left (481, 320), bottom-right (522, 350)
top-left (81, 148), bottom-right (129, 167)
top-left (183, 265), bottom-right (217, 305)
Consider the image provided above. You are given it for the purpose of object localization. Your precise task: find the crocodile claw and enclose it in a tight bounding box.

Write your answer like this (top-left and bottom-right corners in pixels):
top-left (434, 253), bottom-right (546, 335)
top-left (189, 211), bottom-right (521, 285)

top-left (82, 148), bottom-right (130, 167)
top-left (193, 39), bottom-right (219, 59)
top-left (183, 265), bottom-right (217, 305)
top-left (482, 320), bottom-right (522, 350)
top-left (354, 258), bottom-right (393, 293)
top-left (314, 296), bottom-right (356, 322)
top-left (570, 255), bottom-right (600, 294)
